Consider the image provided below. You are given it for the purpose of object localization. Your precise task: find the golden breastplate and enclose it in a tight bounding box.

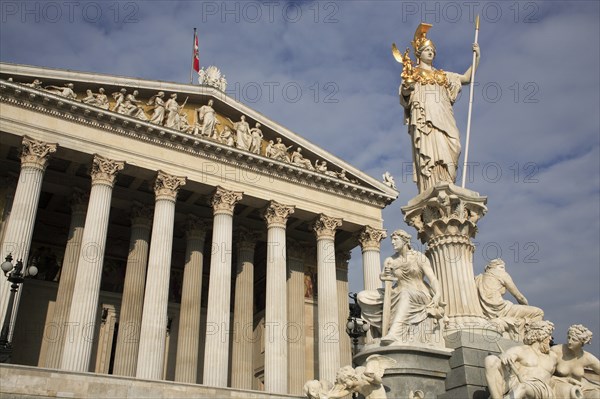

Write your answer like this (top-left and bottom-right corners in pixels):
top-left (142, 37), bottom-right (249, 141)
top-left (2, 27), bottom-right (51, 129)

top-left (414, 68), bottom-right (449, 87)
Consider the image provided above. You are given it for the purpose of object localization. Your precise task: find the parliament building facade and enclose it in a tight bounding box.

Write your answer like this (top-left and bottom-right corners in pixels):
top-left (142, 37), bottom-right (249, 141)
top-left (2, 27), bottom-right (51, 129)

top-left (0, 62), bottom-right (396, 397)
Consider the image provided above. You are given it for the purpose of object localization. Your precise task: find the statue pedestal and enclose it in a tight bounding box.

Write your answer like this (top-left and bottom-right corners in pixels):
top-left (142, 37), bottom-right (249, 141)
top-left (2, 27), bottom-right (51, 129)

top-left (355, 345), bottom-right (454, 398)
top-left (439, 330), bottom-right (519, 399)
top-left (402, 183), bottom-right (490, 329)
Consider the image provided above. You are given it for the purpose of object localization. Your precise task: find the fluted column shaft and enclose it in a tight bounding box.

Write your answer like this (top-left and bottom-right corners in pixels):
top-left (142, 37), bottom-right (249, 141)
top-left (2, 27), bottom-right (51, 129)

top-left (313, 214), bottom-right (342, 382)
top-left (136, 171), bottom-right (186, 380)
top-left (287, 240), bottom-right (306, 395)
top-left (112, 204), bottom-right (153, 376)
top-left (0, 137), bottom-right (56, 331)
top-left (336, 252), bottom-right (352, 368)
top-left (402, 184), bottom-right (488, 328)
top-left (203, 187), bottom-right (242, 387)
top-left (263, 201), bottom-right (294, 394)
top-left (43, 190), bottom-right (87, 369)
top-left (61, 155), bottom-right (124, 372)
top-left (175, 217), bottom-right (207, 383)
top-left (359, 226), bottom-right (387, 291)
top-left (231, 229), bottom-right (256, 390)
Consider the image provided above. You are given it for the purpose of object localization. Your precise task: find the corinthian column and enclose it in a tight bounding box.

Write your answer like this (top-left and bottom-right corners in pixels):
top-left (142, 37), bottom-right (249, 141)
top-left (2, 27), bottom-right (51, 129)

top-left (263, 201), bottom-right (294, 394)
top-left (43, 189), bottom-right (88, 369)
top-left (231, 227), bottom-right (257, 390)
top-left (0, 137), bottom-right (56, 329)
top-left (203, 186), bottom-right (242, 387)
top-left (136, 171), bottom-right (186, 380)
top-left (286, 239), bottom-right (306, 395)
top-left (312, 214), bottom-right (342, 382)
top-left (175, 215), bottom-right (207, 383)
top-left (61, 155), bottom-right (124, 372)
top-left (112, 203), bottom-right (153, 376)
top-left (402, 183), bottom-right (488, 328)
top-left (336, 251), bottom-right (352, 368)
top-left (358, 226), bottom-right (387, 291)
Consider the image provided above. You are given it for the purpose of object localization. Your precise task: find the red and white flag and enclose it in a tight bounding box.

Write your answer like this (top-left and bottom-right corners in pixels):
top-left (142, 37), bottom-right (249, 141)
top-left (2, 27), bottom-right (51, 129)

top-left (193, 29), bottom-right (200, 73)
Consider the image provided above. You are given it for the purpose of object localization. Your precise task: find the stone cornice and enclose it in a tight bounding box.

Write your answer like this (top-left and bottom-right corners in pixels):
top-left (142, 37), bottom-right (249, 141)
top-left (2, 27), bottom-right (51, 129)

top-left (0, 79), bottom-right (395, 208)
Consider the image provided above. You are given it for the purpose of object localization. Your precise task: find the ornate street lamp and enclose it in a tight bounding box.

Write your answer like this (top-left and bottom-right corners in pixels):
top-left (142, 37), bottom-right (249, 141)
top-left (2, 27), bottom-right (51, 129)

top-left (346, 292), bottom-right (369, 361)
top-left (0, 253), bottom-right (38, 363)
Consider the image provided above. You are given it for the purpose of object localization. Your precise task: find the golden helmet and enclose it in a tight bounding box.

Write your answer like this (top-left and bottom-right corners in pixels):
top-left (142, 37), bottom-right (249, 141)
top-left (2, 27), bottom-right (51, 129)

top-left (412, 23), bottom-right (436, 56)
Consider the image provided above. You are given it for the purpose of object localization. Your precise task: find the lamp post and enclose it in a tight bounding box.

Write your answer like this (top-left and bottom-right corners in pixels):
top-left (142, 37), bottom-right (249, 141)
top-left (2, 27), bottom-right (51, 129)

top-left (0, 253), bottom-right (38, 363)
top-left (346, 292), bottom-right (369, 362)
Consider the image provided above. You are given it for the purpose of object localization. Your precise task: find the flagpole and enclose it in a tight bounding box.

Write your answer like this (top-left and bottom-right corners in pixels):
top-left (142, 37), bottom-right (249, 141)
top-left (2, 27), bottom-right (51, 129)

top-left (461, 15), bottom-right (480, 188)
top-left (190, 28), bottom-right (196, 84)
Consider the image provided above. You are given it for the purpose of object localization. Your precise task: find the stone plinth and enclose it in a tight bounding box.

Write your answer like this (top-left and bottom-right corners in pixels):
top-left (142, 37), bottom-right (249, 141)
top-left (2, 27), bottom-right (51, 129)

top-left (439, 330), bottom-right (518, 399)
top-left (355, 345), bottom-right (453, 399)
top-left (402, 183), bottom-right (488, 329)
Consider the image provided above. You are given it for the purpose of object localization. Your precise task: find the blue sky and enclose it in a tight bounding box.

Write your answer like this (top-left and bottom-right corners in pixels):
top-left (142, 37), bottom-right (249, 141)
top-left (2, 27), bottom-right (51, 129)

top-left (1, 1), bottom-right (599, 355)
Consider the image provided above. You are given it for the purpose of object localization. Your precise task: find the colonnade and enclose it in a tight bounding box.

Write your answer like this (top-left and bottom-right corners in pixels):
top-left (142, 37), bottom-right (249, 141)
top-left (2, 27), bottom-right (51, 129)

top-left (0, 136), bottom-right (388, 394)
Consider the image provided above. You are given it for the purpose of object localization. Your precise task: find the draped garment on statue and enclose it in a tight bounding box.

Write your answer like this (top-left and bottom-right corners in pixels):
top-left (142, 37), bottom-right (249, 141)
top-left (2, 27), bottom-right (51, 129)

top-left (400, 69), bottom-right (462, 191)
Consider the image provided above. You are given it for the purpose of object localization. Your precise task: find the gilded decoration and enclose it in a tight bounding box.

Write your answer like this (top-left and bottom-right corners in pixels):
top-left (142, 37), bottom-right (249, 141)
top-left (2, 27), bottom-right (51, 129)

top-left (358, 225), bottom-right (387, 252)
top-left (90, 154), bottom-right (125, 186)
top-left (153, 170), bottom-right (186, 201)
top-left (20, 136), bottom-right (57, 170)
top-left (263, 201), bottom-right (295, 228)
top-left (312, 214), bottom-right (342, 240)
top-left (210, 186), bottom-right (243, 215)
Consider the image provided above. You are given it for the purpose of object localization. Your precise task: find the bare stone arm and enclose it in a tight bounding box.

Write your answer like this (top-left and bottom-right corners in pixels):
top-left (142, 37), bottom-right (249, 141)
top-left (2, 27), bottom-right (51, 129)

top-left (459, 43), bottom-right (481, 84)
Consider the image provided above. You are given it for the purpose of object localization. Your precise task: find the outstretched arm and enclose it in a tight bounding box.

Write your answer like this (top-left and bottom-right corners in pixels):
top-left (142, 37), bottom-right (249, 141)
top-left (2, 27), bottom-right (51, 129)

top-left (460, 43), bottom-right (481, 84)
top-left (503, 274), bottom-right (529, 305)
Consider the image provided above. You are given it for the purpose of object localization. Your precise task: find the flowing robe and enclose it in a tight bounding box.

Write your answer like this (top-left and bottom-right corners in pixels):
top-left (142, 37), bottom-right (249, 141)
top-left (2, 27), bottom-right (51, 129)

top-left (400, 69), bottom-right (462, 192)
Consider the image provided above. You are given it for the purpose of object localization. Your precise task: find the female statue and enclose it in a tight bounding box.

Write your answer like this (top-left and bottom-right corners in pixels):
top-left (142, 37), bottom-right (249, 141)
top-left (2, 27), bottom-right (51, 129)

top-left (357, 229), bottom-right (445, 346)
top-left (399, 23), bottom-right (480, 192)
top-left (551, 324), bottom-right (600, 398)
top-left (147, 91), bottom-right (166, 125)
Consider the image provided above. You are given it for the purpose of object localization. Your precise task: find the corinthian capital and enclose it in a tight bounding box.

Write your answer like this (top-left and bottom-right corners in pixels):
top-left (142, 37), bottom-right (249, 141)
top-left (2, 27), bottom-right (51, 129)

top-left (154, 170), bottom-right (186, 201)
top-left (20, 136), bottom-right (57, 170)
top-left (358, 225), bottom-right (387, 252)
top-left (312, 214), bottom-right (342, 241)
top-left (130, 202), bottom-right (153, 228)
top-left (69, 187), bottom-right (89, 214)
top-left (211, 186), bottom-right (243, 215)
top-left (263, 201), bottom-right (295, 228)
top-left (185, 214), bottom-right (208, 241)
top-left (90, 154), bottom-right (125, 186)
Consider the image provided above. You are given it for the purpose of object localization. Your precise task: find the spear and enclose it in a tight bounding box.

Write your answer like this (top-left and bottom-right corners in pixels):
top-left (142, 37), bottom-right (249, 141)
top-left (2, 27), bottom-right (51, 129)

top-left (461, 15), bottom-right (480, 188)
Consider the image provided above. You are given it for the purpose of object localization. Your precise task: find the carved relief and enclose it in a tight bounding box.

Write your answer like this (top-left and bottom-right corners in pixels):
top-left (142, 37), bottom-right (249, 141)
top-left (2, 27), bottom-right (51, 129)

top-left (210, 186), bottom-right (242, 215)
top-left (20, 136), bottom-right (57, 170)
top-left (90, 154), bottom-right (125, 186)
top-left (153, 170), bottom-right (186, 200)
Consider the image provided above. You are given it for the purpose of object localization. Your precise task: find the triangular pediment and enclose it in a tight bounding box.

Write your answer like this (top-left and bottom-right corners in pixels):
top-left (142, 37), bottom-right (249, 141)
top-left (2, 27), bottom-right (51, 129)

top-left (0, 62), bottom-right (397, 207)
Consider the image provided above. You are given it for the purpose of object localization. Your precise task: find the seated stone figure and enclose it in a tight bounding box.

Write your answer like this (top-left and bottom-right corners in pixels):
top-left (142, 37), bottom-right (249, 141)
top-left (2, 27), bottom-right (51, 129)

top-left (476, 258), bottom-right (543, 339)
top-left (485, 320), bottom-right (557, 399)
top-left (551, 324), bottom-right (600, 399)
top-left (357, 229), bottom-right (446, 347)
